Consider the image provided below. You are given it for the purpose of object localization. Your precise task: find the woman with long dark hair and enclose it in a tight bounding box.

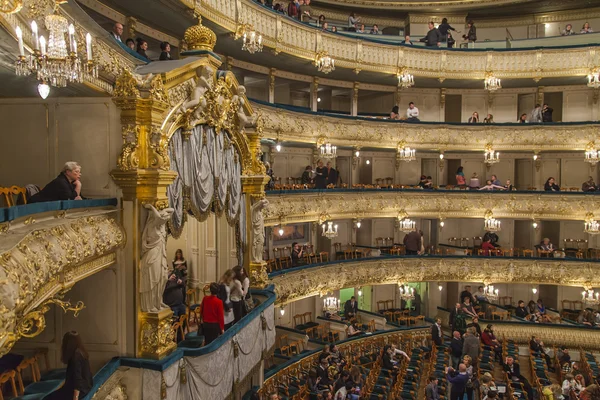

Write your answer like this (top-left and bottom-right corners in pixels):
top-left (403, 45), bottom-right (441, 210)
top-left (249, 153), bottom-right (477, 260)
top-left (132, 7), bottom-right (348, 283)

top-left (46, 331), bottom-right (92, 400)
top-left (231, 265), bottom-right (250, 323)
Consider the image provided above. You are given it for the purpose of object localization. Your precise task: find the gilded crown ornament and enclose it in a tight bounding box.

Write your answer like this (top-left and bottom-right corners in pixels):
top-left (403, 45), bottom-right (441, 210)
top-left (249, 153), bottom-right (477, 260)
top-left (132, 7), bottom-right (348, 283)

top-left (184, 14), bottom-right (217, 52)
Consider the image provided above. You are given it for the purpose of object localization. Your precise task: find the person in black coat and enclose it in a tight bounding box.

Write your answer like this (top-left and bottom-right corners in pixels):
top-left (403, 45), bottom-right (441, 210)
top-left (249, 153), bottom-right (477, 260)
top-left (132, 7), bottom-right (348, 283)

top-left (382, 345), bottom-right (399, 376)
top-left (544, 177), bottom-right (560, 191)
top-left (515, 300), bottom-right (529, 319)
top-left (314, 160), bottom-right (328, 189)
top-left (530, 336), bottom-right (554, 370)
top-left (344, 296), bottom-right (358, 319)
top-left (46, 331), bottom-right (93, 400)
top-left (431, 318), bottom-right (443, 346)
top-left (326, 161), bottom-right (338, 186)
top-left (450, 331), bottom-right (463, 369)
top-left (542, 104), bottom-right (553, 122)
top-left (159, 41), bottom-right (172, 60)
top-left (424, 21), bottom-right (442, 47)
top-left (504, 357), bottom-right (534, 400)
top-left (29, 161), bottom-right (83, 203)
top-left (446, 364), bottom-right (469, 400)
top-left (438, 18), bottom-right (457, 46)
top-left (462, 20), bottom-right (477, 42)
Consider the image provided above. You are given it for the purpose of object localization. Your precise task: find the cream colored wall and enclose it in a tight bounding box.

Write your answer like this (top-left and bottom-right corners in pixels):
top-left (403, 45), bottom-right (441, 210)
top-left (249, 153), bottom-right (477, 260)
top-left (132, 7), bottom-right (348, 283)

top-left (397, 89), bottom-right (442, 121)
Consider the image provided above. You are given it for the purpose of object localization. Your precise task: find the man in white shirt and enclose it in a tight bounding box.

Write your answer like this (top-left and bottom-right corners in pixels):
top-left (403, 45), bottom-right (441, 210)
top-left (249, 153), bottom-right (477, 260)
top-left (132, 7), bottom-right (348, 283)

top-left (111, 22), bottom-right (123, 42)
top-left (406, 102), bottom-right (420, 121)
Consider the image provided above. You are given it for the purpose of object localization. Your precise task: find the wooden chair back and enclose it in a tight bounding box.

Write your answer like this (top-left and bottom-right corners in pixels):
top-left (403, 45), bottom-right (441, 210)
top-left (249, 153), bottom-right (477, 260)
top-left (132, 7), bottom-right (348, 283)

top-left (376, 300), bottom-right (387, 312)
top-left (15, 357), bottom-right (38, 395)
top-left (171, 322), bottom-right (181, 343)
top-left (7, 186), bottom-right (27, 206)
top-left (293, 314), bottom-right (303, 328)
top-left (0, 370), bottom-right (17, 400)
top-left (0, 188), bottom-right (11, 208)
top-left (319, 251), bottom-right (329, 262)
top-left (499, 296), bottom-right (512, 307)
top-left (333, 242), bottom-right (342, 252)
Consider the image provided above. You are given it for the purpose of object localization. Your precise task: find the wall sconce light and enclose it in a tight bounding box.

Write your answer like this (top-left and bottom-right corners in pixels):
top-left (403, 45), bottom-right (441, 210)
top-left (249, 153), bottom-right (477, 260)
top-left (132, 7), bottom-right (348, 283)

top-left (366, 160), bottom-right (370, 165)
top-left (533, 152), bottom-right (541, 172)
top-left (353, 218), bottom-right (362, 230)
top-left (279, 306), bottom-right (285, 316)
top-left (438, 283), bottom-right (443, 291)
top-left (439, 152), bottom-right (445, 171)
top-left (352, 148), bottom-right (361, 170)
top-left (532, 287), bottom-right (538, 295)
top-left (439, 218), bottom-right (445, 231)
top-left (275, 141), bottom-right (282, 152)
top-left (532, 220), bottom-right (539, 230)
top-left (358, 288), bottom-right (363, 296)
top-left (278, 226), bottom-right (284, 236)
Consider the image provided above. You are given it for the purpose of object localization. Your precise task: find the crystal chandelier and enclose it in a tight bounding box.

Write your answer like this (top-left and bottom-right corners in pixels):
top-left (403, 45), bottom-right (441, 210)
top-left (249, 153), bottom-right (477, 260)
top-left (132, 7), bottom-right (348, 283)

top-left (323, 296), bottom-right (340, 312)
top-left (320, 142), bottom-right (337, 158)
top-left (484, 73), bottom-right (501, 91)
top-left (483, 285), bottom-right (499, 301)
top-left (315, 51), bottom-right (335, 74)
top-left (588, 69), bottom-right (600, 89)
top-left (484, 145), bottom-right (499, 165)
top-left (321, 221), bottom-right (338, 239)
top-left (397, 70), bottom-right (414, 89)
top-left (238, 24), bottom-right (263, 54)
top-left (398, 284), bottom-right (415, 301)
top-left (484, 217), bottom-right (501, 232)
top-left (397, 217), bottom-right (416, 233)
top-left (582, 288), bottom-right (600, 305)
top-left (585, 143), bottom-right (599, 166)
top-left (15, 9), bottom-right (98, 99)
top-left (397, 146), bottom-right (416, 162)
top-left (584, 218), bottom-right (600, 235)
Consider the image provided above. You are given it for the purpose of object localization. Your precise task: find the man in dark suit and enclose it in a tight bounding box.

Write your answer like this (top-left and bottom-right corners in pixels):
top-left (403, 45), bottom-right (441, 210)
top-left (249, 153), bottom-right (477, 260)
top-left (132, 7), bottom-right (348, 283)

top-left (504, 356), bottom-right (534, 400)
top-left (431, 317), bottom-right (443, 346)
top-left (316, 356), bottom-right (332, 391)
top-left (30, 161), bottom-right (83, 203)
top-left (449, 302), bottom-right (462, 332)
top-left (530, 335), bottom-right (554, 371)
top-left (450, 331), bottom-right (463, 369)
top-left (446, 364), bottom-right (469, 400)
top-left (344, 296), bottom-right (358, 319)
top-left (326, 161), bottom-right (338, 186)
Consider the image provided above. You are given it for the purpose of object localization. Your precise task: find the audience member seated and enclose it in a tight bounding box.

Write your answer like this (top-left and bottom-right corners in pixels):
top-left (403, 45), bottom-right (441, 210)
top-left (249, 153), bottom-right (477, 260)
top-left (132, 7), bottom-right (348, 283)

top-left (558, 348), bottom-right (571, 373)
top-left (544, 177), bottom-right (560, 191)
top-left (344, 296), bottom-right (358, 319)
top-left (460, 286), bottom-right (475, 305)
top-left (530, 335), bottom-right (554, 371)
top-left (390, 105), bottom-right (401, 120)
top-left (580, 383), bottom-right (600, 399)
top-left (403, 35), bottom-right (413, 45)
top-left (469, 173), bottom-right (480, 189)
top-left (539, 238), bottom-right (554, 252)
top-left (136, 38), bottom-right (150, 60)
top-left (543, 383), bottom-right (563, 399)
top-left (468, 112), bottom-right (479, 123)
top-left (370, 24), bottom-right (379, 34)
top-left (201, 283), bottom-right (224, 345)
top-left (406, 102), bottom-right (420, 121)
top-left (483, 231), bottom-right (499, 247)
top-left (483, 114), bottom-right (494, 123)
top-left (504, 356), bottom-right (534, 400)
top-left (518, 113), bottom-right (528, 123)
top-left (347, 321), bottom-right (364, 337)
top-left (316, 356), bottom-right (334, 392)
top-left (578, 310), bottom-right (595, 326)
top-left (382, 345), bottom-right (399, 376)
top-left (479, 180), bottom-right (505, 191)
top-left (562, 373), bottom-right (583, 396)
top-left (424, 176), bottom-right (433, 189)
top-left (480, 373), bottom-right (497, 397)
top-left (45, 331), bottom-right (93, 400)
top-left (426, 376), bottom-right (440, 400)
top-left (159, 41), bottom-right (172, 60)
top-left (581, 22), bottom-right (594, 34)
top-left (562, 24), bottom-right (575, 35)
top-left (481, 238), bottom-right (495, 256)
top-left (125, 38), bottom-right (135, 50)
top-left (30, 161), bottom-right (83, 203)
top-left (110, 22), bottom-right (123, 42)
top-left (356, 24), bottom-right (365, 33)
top-left (583, 176), bottom-right (597, 192)
top-left (504, 179), bottom-right (514, 191)
top-left (466, 317), bottom-right (482, 337)
top-left (515, 300), bottom-right (529, 319)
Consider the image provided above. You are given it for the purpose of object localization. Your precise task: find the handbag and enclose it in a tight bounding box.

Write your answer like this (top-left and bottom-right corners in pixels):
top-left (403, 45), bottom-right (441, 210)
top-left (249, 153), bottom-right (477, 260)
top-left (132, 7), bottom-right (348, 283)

top-left (244, 292), bottom-right (255, 312)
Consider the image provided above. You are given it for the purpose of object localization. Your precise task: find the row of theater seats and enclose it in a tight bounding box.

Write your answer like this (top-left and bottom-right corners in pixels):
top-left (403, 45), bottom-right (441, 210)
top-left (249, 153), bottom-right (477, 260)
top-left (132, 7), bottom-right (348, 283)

top-left (0, 350), bottom-right (66, 400)
top-left (0, 186), bottom-right (27, 208)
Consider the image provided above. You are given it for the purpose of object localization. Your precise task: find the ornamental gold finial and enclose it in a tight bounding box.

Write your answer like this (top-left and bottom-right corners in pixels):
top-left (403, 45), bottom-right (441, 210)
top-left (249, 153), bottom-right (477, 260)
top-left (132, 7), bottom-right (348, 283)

top-left (183, 12), bottom-right (217, 52)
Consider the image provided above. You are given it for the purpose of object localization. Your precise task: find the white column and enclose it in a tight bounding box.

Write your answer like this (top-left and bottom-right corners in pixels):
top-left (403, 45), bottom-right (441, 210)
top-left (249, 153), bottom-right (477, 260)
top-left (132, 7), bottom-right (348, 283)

top-left (268, 68), bottom-right (276, 104)
top-left (310, 77), bottom-right (319, 112)
top-left (351, 82), bottom-right (359, 116)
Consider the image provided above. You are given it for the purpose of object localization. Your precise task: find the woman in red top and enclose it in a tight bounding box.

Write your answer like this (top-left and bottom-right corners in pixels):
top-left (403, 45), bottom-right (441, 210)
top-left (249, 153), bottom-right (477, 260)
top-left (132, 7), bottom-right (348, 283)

top-left (481, 238), bottom-right (495, 256)
top-left (201, 283), bottom-right (225, 345)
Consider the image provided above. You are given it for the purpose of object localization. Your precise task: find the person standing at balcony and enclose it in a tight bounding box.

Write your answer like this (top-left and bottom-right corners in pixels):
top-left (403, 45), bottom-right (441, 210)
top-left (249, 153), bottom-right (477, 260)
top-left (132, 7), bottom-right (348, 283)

top-left (518, 113), bottom-right (528, 123)
top-left (530, 104), bottom-right (543, 123)
top-left (231, 266), bottom-right (249, 323)
top-left (403, 227), bottom-right (421, 255)
top-left (315, 160), bottom-right (328, 189)
top-left (542, 104), bottom-right (554, 122)
top-left (326, 161), bottom-right (338, 186)
top-left (110, 22), bottom-right (123, 42)
top-left (299, 0), bottom-right (314, 22)
top-left (424, 21), bottom-right (442, 47)
top-left (30, 161), bottom-right (83, 203)
top-left (348, 12), bottom-right (360, 32)
top-left (287, 0), bottom-right (300, 20)
top-left (438, 18), bottom-right (458, 47)
top-left (468, 112), bottom-right (479, 123)
top-left (301, 165), bottom-right (314, 185)
top-left (562, 24), bottom-right (575, 35)
top-left (344, 296), bottom-right (358, 319)
top-left (291, 242), bottom-right (303, 266)
top-left (201, 283), bottom-right (224, 345)
top-left (159, 42), bottom-right (172, 60)
top-left (455, 166), bottom-right (466, 186)
top-left (218, 270), bottom-right (235, 330)
top-left (581, 22), bottom-right (594, 34)
top-left (481, 237), bottom-right (495, 256)
top-left (163, 268), bottom-right (187, 319)
top-left (390, 105), bottom-right (401, 120)
top-left (406, 102), bottom-right (420, 121)
top-left (45, 331), bottom-right (92, 400)
top-left (462, 20), bottom-right (477, 44)
top-left (469, 173), bottom-right (480, 189)
top-left (370, 24), bottom-right (380, 34)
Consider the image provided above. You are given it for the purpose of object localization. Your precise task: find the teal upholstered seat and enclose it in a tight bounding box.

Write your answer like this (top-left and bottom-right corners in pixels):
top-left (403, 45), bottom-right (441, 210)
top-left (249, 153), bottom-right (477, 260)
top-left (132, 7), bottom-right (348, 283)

top-left (40, 368), bottom-right (66, 381)
top-left (23, 379), bottom-right (63, 395)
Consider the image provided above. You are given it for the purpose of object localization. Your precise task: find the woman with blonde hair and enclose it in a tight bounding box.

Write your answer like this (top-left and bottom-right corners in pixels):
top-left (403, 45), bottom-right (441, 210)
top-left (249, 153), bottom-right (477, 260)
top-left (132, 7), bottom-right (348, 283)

top-left (219, 269), bottom-right (235, 330)
top-left (462, 354), bottom-right (475, 400)
top-left (542, 383), bottom-right (562, 399)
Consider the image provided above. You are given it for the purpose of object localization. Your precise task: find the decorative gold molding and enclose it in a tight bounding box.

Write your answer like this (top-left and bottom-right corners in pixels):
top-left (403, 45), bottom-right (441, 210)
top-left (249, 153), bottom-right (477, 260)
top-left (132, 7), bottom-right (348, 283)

top-left (253, 102), bottom-right (600, 152)
top-left (195, 0), bottom-right (597, 79)
top-left (264, 190), bottom-right (600, 226)
top-left (271, 258), bottom-right (600, 305)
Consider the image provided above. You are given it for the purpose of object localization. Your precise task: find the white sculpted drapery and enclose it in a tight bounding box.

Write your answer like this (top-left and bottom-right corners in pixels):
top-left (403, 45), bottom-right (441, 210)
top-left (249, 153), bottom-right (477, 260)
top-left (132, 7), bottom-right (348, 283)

top-left (251, 199), bottom-right (269, 264)
top-left (139, 204), bottom-right (174, 313)
top-left (167, 125), bottom-right (246, 260)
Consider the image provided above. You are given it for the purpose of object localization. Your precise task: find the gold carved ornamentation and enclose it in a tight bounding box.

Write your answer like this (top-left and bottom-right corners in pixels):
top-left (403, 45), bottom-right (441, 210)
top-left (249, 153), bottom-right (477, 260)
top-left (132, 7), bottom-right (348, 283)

top-left (184, 14), bottom-right (217, 52)
top-left (117, 124), bottom-right (140, 171)
top-left (114, 69), bottom-right (141, 99)
top-left (149, 126), bottom-right (170, 171)
top-left (139, 308), bottom-right (176, 360)
top-left (149, 76), bottom-right (170, 104)
top-left (271, 258), bottom-right (600, 305)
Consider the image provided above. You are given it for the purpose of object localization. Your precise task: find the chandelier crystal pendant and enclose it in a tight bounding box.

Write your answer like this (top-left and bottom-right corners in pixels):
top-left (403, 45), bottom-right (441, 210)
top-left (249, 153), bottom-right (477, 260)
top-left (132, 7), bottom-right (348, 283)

top-left (321, 221), bottom-right (338, 239)
top-left (484, 144), bottom-right (499, 165)
top-left (15, 8), bottom-right (98, 98)
top-left (483, 285), bottom-right (499, 301)
top-left (315, 51), bottom-right (335, 74)
top-left (484, 72), bottom-right (501, 91)
top-left (397, 70), bottom-right (414, 89)
top-left (320, 142), bottom-right (337, 158)
top-left (588, 69), bottom-right (600, 89)
top-left (585, 143), bottom-right (599, 166)
top-left (582, 288), bottom-right (600, 305)
top-left (398, 284), bottom-right (415, 301)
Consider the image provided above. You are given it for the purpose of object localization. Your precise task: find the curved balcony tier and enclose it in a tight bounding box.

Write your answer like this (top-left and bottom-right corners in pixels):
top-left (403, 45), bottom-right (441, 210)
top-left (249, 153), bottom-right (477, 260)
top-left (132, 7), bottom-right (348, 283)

top-left (195, 0), bottom-right (600, 79)
top-left (0, 199), bottom-right (125, 357)
top-left (253, 101), bottom-right (600, 151)
top-left (269, 255), bottom-right (600, 304)
top-left (263, 189), bottom-right (600, 225)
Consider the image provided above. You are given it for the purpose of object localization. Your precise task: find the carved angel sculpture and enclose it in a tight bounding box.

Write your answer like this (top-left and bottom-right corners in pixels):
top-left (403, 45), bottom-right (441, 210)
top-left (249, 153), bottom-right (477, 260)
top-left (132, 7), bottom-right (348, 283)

top-left (139, 204), bottom-right (174, 313)
top-left (251, 198), bottom-right (270, 264)
top-left (181, 66), bottom-right (214, 112)
top-left (234, 86), bottom-right (258, 128)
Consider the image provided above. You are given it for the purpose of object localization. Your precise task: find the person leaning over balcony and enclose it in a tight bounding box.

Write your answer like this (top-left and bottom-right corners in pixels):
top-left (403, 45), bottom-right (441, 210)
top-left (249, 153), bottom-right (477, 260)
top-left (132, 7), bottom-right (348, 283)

top-left (299, 0), bottom-right (314, 22)
top-left (370, 24), bottom-right (379, 34)
top-left (159, 41), bottom-right (171, 60)
top-left (424, 21), bottom-right (442, 47)
top-left (468, 112), bottom-right (479, 123)
top-left (201, 283), bottom-right (224, 345)
top-left (518, 113), bottom-right (528, 123)
top-left (562, 23), bottom-right (575, 35)
top-left (438, 18), bottom-right (458, 46)
top-left (483, 113), bottom-right (494, 123)
top-left (30, 161), bottom-right (83, 203)
top-left (581, 22), bottom-right (594, 34)
top-left (462, 20), bottom-right (477, 43)
top-left (583, 176), bottom-right (597, 192)
top-left (544, 177), bottom-right (560, 191)
top-left (406, 102), bottom-right (420, 121)
top-left (287, 0), bottom-right (300, 19)
top-left (403, 35), bottom-right (413, 45)
top-left (45, 331), bottom-right (93, 400)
